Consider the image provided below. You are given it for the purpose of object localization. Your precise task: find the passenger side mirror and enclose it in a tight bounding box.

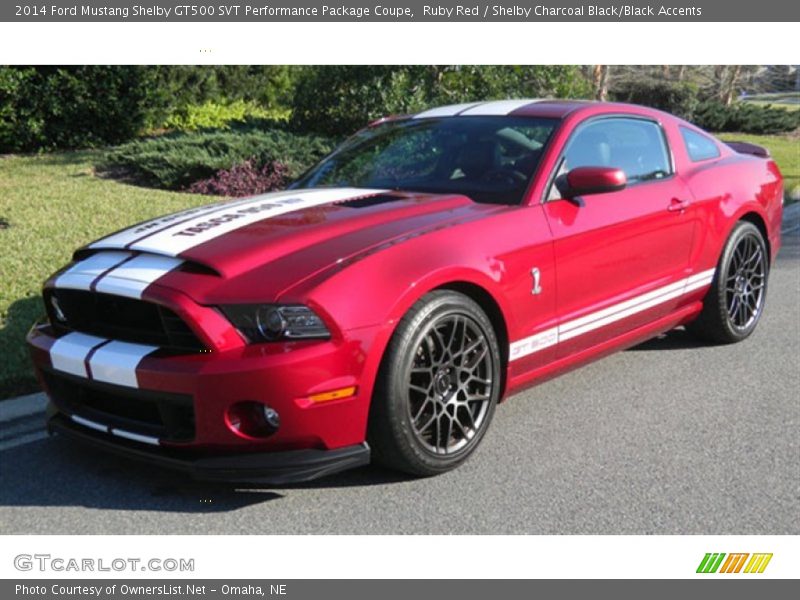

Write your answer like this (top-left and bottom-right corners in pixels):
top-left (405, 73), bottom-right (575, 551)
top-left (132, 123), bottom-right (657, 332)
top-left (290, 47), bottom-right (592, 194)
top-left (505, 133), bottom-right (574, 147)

top-left (556, 166), bottom-right (627, 206)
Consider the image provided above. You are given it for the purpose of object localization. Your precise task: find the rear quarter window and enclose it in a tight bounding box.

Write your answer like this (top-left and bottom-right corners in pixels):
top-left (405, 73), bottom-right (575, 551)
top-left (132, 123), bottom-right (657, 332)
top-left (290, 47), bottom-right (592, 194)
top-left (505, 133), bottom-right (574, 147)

top-left (680, 127), bottom-right (721, 162)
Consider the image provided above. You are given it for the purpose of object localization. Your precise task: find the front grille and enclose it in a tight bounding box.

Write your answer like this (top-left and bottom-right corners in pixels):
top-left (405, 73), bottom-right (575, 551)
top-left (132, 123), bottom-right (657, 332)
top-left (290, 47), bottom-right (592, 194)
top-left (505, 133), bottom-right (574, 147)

top-left (46, 289), bottom-right (205, 352)
top-left (44, 370), bottom-right (195, 443)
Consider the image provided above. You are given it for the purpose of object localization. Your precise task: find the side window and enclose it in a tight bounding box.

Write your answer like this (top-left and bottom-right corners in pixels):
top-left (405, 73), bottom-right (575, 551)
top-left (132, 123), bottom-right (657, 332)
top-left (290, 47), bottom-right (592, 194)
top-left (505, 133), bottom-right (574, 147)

top-left (549, 118), bottom-right (672, 199)
top-left (680, 127), bottom-right (721, 162)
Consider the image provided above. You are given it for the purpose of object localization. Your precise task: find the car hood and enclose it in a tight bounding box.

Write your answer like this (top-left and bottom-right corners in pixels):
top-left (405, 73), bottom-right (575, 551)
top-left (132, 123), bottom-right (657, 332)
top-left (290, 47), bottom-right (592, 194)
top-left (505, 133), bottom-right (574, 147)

top-left (79, 187), bottom-right (502, 302)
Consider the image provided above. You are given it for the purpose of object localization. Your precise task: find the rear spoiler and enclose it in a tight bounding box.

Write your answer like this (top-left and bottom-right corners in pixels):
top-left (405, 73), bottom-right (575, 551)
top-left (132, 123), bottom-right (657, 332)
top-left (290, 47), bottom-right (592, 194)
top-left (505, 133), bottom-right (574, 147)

top-left (725, 141), bottom-right (770, 158)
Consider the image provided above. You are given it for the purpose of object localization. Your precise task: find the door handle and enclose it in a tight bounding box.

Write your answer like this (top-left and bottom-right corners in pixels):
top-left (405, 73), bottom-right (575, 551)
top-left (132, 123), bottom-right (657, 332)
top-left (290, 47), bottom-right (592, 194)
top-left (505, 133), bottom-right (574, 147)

top-left (667, 198), bottom-right (690, 212)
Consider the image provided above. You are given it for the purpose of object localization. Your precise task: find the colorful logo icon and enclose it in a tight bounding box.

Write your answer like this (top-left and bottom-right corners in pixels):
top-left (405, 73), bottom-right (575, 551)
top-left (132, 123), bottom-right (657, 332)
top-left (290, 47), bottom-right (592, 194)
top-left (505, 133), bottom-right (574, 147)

top-left (696, 553), bottom-right (773, 574)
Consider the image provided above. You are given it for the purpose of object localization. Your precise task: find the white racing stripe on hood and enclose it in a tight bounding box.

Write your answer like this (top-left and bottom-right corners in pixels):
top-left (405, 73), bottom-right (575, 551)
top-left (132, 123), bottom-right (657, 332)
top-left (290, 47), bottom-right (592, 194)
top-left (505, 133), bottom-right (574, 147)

top-left (54, 250), bottom-right (133, 291)
top-left (90, 187), bottom-right (386, 257)
top-left (94, 254), bottom-right (184, 299)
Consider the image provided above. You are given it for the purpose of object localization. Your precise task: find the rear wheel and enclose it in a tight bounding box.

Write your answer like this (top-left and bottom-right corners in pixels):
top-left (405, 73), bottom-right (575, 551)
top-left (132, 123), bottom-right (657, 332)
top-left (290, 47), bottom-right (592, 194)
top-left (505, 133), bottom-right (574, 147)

top-left (687, 221), bottom-right (768, 344)
top-left (368, 290), bottom-right (501, 476)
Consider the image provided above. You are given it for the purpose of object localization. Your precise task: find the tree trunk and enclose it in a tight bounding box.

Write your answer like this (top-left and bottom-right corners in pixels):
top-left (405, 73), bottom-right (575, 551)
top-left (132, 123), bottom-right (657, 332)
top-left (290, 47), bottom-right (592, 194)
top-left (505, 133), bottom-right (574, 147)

top-left (593, 65), bottom-right (610, 101)
top-left (721, 65), bottom-right (742, 105)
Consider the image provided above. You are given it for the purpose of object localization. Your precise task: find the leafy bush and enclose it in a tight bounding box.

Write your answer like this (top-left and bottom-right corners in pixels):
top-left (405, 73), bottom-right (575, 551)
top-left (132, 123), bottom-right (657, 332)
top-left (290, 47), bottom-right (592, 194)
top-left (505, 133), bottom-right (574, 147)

top-left (0, 66), bottom-right (167, 152)
top-left (101, 127), bottom-right (334, 190)
top-left (186, 159), bottom-right (289, 197)
top-left (162, 100), bottom-right (290, 132)
top-left (292, 66), bottom-right (591, 136)
top-left (611, 79), bottom-right (700, 120)
top-left (152, 66), bottom-right (296, 112)
top-left (692, 101), bottom-right (800, 134)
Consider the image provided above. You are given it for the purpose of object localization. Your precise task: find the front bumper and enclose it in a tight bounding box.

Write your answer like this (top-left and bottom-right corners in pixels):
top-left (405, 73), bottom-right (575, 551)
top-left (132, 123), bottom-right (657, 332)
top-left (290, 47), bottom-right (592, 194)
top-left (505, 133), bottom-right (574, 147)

top-left (28, 319), bottom-right (386, 464)
top-left (47, 412), bottom-right (371, 484)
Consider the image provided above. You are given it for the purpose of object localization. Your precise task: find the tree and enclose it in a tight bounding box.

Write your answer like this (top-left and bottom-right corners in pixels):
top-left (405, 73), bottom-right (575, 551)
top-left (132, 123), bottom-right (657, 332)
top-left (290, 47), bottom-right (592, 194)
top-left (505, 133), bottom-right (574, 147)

top-left (291, 66), bottom-right (591, 137)
top-left (592, 65), bottom-right (610, 101)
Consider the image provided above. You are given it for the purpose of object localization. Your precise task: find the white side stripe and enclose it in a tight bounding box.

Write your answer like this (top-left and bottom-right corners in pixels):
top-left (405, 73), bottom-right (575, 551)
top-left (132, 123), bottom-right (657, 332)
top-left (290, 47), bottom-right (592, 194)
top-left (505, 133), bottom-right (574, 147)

top-left (509, 269), bottom-right (715, 361)
top-left (93, 254), bottom-right (184, 299)
top-left (88, 341), bottom-right (158, 388)
top-left (49, 332), bottom-right (106, 378)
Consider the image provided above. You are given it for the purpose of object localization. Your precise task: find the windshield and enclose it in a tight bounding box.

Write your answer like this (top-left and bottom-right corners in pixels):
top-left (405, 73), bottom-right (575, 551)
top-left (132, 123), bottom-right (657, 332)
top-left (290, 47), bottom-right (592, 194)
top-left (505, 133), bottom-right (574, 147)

top-left (292, 116), bottom-right (559, 205)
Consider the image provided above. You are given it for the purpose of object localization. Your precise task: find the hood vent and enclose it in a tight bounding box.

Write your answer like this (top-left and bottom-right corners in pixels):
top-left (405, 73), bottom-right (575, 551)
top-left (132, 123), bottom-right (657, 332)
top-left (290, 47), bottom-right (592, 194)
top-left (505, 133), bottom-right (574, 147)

top-left (337, 193), bottom-right (405, 209)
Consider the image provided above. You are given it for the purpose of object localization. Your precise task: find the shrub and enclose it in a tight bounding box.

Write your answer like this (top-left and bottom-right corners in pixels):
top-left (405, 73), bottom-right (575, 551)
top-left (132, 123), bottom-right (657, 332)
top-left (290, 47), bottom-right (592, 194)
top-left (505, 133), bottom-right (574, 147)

top-left (692, 101), bottom-right (800, 134)
top-left (161, 100), bottom-right (291, 132)
top-left (0, 66), bottom-right (168, 152)
top-left (186, 158), bottom-right (289, 197)
top-left (101, 127), bottom-right (334, 190)
top-left (0, 66), bottom-right (298, 152)
top-left (610, 79), bottom-right (700, 120)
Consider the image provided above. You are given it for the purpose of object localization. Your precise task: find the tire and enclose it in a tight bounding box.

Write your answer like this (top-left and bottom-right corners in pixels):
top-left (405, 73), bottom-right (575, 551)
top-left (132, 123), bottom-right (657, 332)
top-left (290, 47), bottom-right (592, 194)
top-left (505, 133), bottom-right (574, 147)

top-left (687, 221), bottom-right (769, 344)
top-left (368, 290), bottom-right (502, 476)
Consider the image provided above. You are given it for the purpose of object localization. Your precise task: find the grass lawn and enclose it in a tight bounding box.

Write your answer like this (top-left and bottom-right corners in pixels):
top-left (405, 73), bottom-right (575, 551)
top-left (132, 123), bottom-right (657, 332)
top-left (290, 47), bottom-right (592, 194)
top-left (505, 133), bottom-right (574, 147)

top-left (0, 151), bottom-right (210, 398)
top-left (0, 133), bottom-right (798, 399)
top-left (717, 132), bottom-right (800, 200)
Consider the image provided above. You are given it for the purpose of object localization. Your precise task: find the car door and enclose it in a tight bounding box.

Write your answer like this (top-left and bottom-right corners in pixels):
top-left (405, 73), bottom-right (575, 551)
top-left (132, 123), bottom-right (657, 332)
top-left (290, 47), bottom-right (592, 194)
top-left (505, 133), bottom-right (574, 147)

top-left (542, 116), bottom-right (697, 358)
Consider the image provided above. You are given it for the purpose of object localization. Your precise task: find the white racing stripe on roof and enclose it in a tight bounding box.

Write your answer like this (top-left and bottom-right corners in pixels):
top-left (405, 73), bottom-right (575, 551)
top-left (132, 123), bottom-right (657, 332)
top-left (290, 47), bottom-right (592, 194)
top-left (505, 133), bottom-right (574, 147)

top-left (94, 254), bottom-right (184, 299)
top-left (459, 99), bottom-right (543, 116)
top-left (414, 102), bottom-right (485, 118)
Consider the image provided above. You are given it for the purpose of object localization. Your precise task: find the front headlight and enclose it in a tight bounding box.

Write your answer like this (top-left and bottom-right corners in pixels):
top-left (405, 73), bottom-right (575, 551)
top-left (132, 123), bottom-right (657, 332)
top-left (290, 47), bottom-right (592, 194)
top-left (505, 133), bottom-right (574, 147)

top-left (219, 304), bottom-right (331, 343)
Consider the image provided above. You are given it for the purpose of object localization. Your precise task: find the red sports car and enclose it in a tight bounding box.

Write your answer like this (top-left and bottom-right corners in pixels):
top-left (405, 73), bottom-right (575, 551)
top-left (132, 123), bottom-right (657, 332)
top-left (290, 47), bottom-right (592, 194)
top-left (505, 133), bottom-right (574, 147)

top-left (28, 100), bottom-right (783, 483)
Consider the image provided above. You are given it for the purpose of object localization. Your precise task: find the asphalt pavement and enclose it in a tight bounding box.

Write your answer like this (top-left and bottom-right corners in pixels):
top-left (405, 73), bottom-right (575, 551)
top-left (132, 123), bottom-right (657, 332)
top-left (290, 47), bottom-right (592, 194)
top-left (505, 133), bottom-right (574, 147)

top-left (1, 209), bottom-right (798, 535)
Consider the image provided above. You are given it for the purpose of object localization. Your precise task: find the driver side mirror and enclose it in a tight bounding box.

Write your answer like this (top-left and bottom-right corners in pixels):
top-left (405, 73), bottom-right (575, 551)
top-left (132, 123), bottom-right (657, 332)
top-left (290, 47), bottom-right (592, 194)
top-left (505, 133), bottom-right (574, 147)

top-left (556, 166), bottom-right (627, 205)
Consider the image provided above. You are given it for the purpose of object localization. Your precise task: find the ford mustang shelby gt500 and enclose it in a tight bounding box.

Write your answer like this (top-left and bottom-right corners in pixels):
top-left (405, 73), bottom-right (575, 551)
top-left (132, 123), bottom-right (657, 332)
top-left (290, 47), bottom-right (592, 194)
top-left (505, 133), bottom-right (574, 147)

top-left (28, 99), bottom-right (783, 483)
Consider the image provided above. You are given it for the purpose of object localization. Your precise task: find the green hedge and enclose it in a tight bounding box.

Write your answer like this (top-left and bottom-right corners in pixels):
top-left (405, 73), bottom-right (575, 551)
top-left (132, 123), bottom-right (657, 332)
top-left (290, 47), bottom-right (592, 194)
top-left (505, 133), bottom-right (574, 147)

top-left (162, 100), bottom-right (291, 132)
top-left (611, 79), bottom-right (700, 120)
top-left (0, 66), bottom-right (166, 152)
top-left (0, 66), bottom-right (297, 152)
top-left (101, 127), bottom-right (334, 190)
top-left (692, 101), bottom-right (800, 134)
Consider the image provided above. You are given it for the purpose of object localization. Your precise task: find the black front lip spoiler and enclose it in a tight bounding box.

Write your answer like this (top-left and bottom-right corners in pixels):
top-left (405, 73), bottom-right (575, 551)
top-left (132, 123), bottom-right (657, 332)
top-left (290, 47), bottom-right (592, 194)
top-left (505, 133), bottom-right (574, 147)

top-left (47, 414), bottom-right (371, 485)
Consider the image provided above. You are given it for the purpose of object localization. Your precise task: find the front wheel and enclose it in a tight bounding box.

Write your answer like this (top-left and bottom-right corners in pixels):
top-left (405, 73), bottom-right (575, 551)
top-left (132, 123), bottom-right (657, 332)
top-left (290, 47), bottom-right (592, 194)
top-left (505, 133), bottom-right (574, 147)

top-left (687, 221), bottom-right (769, 344)
top-left (368, 290), bottom-right (502, 476)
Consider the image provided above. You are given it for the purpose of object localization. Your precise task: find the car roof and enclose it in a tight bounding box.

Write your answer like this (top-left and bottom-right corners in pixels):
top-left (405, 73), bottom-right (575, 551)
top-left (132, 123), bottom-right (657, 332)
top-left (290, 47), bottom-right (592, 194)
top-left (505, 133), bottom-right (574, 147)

top-left (411, 99), bottom-right (661, 121)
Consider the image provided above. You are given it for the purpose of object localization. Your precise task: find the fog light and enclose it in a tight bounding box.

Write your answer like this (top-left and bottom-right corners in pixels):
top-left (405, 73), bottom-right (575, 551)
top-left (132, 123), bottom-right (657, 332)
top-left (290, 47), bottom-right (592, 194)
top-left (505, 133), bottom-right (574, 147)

top-left (262, 406), bottom-right (280, 429)
top-left (226, 401), bottom-right (280, 438)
